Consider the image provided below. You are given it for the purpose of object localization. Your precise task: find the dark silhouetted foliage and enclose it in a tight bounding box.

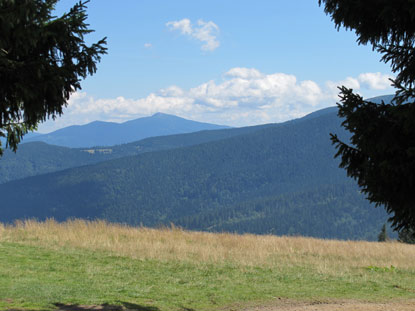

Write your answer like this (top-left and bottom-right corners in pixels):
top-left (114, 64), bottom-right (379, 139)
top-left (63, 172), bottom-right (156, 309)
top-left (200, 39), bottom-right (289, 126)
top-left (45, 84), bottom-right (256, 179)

top-left (320, 0), bottom-right (415, 231)
top-left (0, 0), bottom-right (107, 155)
top-left (378, 224), bottom-right (390, 242)
top-left (398, 228), bottom-right (415, 244)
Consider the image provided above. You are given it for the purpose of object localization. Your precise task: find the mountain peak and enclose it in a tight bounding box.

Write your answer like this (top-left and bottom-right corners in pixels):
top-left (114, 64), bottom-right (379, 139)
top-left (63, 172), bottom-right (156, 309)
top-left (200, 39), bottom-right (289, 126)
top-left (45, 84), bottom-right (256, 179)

top-left (151, 112), bottom-right (175, 118)
top-left (23, 112), bottom-right (229, 148)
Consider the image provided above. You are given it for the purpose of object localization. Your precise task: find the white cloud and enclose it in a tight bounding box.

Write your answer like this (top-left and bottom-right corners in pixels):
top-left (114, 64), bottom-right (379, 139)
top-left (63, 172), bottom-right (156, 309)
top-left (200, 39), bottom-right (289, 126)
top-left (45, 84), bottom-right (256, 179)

top-left (166, 18), bottom-right (220, 51)
top-left (36, 69), bottom-right (396, 133)
top-left (326, 77), bottom-right (361, 100)
top-left (225, 68), bottom-right (263, 79)
top-left (358, 72), bottom-right (393, 90)
top-left (166, 18), bottom-right (192, 35)
top-left (144, 43), bottom-right (152, 48)
top-left (325, 72), bottom-right (394, 101)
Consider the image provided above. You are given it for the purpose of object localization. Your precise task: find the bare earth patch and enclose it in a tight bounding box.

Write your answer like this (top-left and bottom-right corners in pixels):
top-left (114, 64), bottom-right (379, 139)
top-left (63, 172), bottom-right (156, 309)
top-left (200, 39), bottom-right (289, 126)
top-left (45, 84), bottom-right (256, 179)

top-left (239, 299), bottom-right (415, 311)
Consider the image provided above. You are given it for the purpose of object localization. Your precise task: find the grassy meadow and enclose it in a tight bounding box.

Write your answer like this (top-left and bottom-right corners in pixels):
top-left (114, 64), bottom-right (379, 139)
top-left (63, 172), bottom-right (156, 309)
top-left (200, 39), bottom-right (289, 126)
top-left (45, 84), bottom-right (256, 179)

top-left (1, 219), bottom-right (415, 310)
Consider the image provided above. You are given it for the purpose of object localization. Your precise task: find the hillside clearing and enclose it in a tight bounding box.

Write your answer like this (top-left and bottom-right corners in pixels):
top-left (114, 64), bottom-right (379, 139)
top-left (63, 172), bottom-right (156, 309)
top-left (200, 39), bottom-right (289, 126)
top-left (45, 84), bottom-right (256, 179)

top-left (1, 219), bottom-right (415, 311)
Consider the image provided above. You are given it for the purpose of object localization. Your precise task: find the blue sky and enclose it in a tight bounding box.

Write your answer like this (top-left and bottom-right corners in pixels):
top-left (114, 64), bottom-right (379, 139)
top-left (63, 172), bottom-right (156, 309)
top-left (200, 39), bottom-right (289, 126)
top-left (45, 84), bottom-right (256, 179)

top-left (40, 0), bottom-right (395, 132)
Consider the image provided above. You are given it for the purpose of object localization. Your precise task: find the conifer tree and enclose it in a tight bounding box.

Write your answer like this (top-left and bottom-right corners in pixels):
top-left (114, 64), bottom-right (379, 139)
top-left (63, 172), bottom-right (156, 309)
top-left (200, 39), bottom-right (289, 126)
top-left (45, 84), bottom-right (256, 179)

top-left (398, 228), bottom-right (415, 244)
top-left (319, 0), bottom-right (415, 232)
top-left (378, 224), bottom-right (389, 242)
top-left (0, 0), bottom-right (107, 155)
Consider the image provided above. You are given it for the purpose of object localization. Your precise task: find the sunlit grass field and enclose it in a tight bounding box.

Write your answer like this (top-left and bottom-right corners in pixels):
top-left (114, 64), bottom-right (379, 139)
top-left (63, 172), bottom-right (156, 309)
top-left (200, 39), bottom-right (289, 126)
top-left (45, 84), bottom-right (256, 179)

top-left (1, 219), bottom-right (415, 310)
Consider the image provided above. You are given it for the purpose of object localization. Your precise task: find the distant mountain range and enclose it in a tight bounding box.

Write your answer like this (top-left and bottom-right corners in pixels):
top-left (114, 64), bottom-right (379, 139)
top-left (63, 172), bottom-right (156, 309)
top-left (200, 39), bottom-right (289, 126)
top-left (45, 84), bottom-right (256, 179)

top-left (22, 112), bottom-right (231, 148)
top-left (0, 107), bottom-right (338, 185)
top-left (0, 95), bottom-right (396, 240)
top-left (0, 123), bottom-right (270, 184)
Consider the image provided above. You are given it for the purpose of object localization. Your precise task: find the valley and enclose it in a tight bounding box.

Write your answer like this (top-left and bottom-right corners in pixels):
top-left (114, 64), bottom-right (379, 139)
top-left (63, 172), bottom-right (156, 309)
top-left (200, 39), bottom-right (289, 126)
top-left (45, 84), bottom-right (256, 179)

top-left (0, 98), bottom-right (396, 240)
top-left (1, 1), bottom-right (410, 310)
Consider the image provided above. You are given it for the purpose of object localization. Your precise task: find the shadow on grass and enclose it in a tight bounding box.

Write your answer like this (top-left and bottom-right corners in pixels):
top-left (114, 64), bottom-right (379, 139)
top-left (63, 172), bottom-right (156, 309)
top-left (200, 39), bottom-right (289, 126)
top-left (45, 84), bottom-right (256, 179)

top-left (120, 302), bottom-right (160, 311)
top-left (3, 301), bottom-right (196, 311)
top-left (53, 302), bottom-right (160, 311)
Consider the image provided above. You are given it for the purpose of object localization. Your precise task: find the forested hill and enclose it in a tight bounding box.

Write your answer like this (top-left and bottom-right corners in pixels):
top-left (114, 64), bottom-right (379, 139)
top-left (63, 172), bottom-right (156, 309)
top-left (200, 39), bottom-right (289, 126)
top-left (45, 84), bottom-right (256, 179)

top-left (22, 112), bottom-right (230, 148)
top-left (0, 106), bottom-right (393, 240)
top-left (174, 182), bottom-right (389, 240)
top-left (0, 122), bottom-right (271, 184)
top-left (0, 96), bottom-right (395, 240)
top-left (0, 103), bottom-right (375, 185)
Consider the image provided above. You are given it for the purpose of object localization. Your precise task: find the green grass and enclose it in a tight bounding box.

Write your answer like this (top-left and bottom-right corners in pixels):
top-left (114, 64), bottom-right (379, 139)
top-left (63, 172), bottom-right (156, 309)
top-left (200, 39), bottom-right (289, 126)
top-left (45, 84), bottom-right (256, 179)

top-left (1, 241), bottom-right (415, 311)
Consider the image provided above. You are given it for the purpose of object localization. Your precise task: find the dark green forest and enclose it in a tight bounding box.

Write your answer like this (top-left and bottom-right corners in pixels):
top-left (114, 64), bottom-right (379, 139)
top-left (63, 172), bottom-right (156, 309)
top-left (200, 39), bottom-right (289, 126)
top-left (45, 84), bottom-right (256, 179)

top-left (0, 123), bottom-right (272, 184)
top-left (175, 182), bottom-right (389, 240)
top-left (0, 101), bottom-right (395, 240)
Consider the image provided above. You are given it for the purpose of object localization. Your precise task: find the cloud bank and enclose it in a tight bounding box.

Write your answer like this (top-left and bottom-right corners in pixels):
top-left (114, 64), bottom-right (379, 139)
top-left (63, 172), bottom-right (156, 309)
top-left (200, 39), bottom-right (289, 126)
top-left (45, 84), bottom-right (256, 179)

top-left (37, 69), bottom-right (394, 133)
top-left (166, 18), bottom-right (220, 51)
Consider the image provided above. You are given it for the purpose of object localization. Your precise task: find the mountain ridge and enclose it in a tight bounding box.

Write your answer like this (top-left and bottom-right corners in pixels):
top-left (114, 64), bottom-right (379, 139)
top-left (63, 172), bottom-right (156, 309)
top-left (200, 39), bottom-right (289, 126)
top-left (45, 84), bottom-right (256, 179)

top-left (0, 102), bottom-right (393, 240)
top-left (0, 107), bottom-right (341, 185)
top-left (0, 121), bottom-right (272, 184)
top-left (0, 95), bottom-right (396, 240)
top-left (22, 112), bottom-right (231, 148)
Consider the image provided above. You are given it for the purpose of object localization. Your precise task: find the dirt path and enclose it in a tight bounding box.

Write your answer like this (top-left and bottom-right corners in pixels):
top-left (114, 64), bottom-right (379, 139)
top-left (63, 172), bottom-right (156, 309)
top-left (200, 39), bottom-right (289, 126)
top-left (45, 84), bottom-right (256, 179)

top-left (239, 299), bottom-right (415, 311)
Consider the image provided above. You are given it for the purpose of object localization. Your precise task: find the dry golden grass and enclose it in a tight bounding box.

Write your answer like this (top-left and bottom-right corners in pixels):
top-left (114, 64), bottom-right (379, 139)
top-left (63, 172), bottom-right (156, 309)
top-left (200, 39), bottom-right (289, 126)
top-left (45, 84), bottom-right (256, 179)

top-left (1, 219), bottom-right (415, 274)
